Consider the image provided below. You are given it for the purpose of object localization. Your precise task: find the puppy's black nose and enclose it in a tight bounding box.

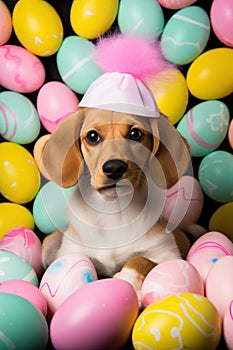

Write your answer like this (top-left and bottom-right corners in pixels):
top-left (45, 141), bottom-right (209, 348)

top-left (103, 159), bottom-right (128, 180)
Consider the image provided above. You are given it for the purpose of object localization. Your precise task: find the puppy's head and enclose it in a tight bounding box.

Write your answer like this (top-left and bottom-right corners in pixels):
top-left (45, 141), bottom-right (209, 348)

top-left (41, 107), bottom-right (190, 195)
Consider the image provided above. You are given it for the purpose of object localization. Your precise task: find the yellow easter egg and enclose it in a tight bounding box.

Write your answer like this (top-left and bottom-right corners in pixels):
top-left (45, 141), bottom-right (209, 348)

top-left (132, 293), bottom-right (221, 350)
top-left (187, 48), bottom-right (233, 99)
top-left (70, 0), bottom-right (119, 39)
top-left (0, 202), bottom-right (34, 239)
top-left (12, 0), bottom-right (63, 56)
top-left (148, 69), bottom-right (189, 124)
top-left (0, 142), bottom-right (40, 204)
top-left (209, 202), bottom-right (233, 241)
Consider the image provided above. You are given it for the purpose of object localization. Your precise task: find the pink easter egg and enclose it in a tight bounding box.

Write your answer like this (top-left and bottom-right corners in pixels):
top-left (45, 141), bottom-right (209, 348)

top-left (0, 0), bottom-right (12, 45)
top-left (39, 253), bottom-right (97, 318)
top-left (206, 255), bottom-right (233, 318)
top-left (157, 0), bottom-right (198, 10)
top-left (0, 279), bottom-right (47, 316)
top-left (37, 81), bottom-right (79, 133)
top-left (141, 259), bottom-right (204, 308)
top-left (187, 231), bottom-right (233, 283)
top-left (211, 0), bottom-right (233, 47)
top-left (0, 226), bottom-right (43, 276)
top-left (162, 175), bottom-right (204, 231)
top-left (229, 119), bottom-right (233, 149)
top-left (0, 44), bottom-right (45, 93)
top-left (224, 299), bottom-right (233, 350)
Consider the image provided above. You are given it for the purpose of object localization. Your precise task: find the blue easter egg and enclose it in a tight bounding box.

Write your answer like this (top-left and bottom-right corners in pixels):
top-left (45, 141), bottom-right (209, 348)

top-left (56, 36), bottom-right (102, 94)
top-left (161, 6), bottom-right (210, 65)
top-left (198, 151), bottom-right (233, 203)
top-left (118, 0), bottom-right (164, 38)
top-left (0, 91), bottom-right (41, 144)
top-left (177, 100), bottom-right (230, 156)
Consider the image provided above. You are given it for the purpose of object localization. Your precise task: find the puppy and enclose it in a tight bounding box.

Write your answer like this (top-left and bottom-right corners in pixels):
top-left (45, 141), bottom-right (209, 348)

top-left (41, 107), bottom-right (191, 300)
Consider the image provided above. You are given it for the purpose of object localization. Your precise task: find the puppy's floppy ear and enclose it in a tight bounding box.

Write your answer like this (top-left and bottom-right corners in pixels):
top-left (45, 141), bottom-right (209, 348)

top-left (150, 115), bottom-right (191, 189)
top-left (41, 110), bottom-right (84, 188)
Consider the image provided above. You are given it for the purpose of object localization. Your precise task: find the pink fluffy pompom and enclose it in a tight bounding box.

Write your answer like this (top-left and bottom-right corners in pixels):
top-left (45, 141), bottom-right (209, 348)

top-left (95, 34), bottom-right (174, 83)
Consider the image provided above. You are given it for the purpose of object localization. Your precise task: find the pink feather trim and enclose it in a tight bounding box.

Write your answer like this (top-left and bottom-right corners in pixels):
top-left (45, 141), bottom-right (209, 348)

top-left (94, 34), bottom-right (175, 83)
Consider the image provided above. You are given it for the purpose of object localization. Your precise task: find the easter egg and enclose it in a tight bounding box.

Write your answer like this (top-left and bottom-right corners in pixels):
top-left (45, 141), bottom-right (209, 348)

top-left (0, 250), bottom-right (38, 285)
top-left (206, 256), bottom-right (233, 318)
top-left (0, 203), bottom-right (34, 239)
top-left (37, 81), bottom-right (79, 133)
top-left (132, 293), bottom-right (221, 350)
top-left (229, 119), bottom-right (233, 149)
top-left (157, 0), bottom-right (198, 10)
top-left (50, 278), bottom-right (138, 350)
top-left (148, 69), bottom-right (189, 124)
top-left (177, 100), bottom-right (230, 156)
top-left (13, 0), bottom-right (63, 56)
top-left (70, 0), bottom-right (119, 40)
top-left (0, 0), bottom-right (12, 45)
top-left (0, 91), bottom-right (41, 144)
top-left (118, 0), bottom-right (164, 38)
top-left (0, 44), bottom-right (45, 93)
top-left (198, 151), bottom-right (233, 202)
top-left (0, 293), bottom-right (48, 350)
top-left (0, 280), bottom-right (47, 316)
top-left (56, 36), bottom-right (102, 94)
top-left (187, 48), bottom-right (233, 99)
top-left (223, 300), bottom-right (233, 350)
top-left (187, 231), bottom-right (233, 282)
top-left (162, 175), bottom-right (204, 231)
top-left (40, 253), bottom-right (97, 318)
top-left (0, 227), bottom-right (43, 276)
top-left (33, 134), bottom-right (51, 179)
top-left (209, 202), bottom-right (233, 240)
top-left (161, 6), bottom-right (210, 65)
top-left (210, 0), bottom-right (233, 47)
top-left (141, 259), bottom-right (204, 308)
top-left (0, 142), bottom-right (40, 204)
top-left (33, 181), bottom-right (75, 234)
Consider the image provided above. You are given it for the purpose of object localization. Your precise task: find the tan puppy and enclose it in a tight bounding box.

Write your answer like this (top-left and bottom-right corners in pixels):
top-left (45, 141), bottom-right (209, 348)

top-left (41, 107), bottom-right (191, 301)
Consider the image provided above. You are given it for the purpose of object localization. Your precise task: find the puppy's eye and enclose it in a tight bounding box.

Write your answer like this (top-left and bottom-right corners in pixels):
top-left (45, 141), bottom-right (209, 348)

top-left (127, 128), bottom-right (144, 142)
top-left (85, 130), bottom-right (101, 145)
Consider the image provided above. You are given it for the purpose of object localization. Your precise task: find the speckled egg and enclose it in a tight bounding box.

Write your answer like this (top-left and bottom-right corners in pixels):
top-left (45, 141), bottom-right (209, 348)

top-left (177, 100), bottom-right (230, 156)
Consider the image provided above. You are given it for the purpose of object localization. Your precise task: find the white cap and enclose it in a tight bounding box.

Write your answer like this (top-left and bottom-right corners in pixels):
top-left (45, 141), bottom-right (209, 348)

top-left (79, 72), bottom-right (159, 118)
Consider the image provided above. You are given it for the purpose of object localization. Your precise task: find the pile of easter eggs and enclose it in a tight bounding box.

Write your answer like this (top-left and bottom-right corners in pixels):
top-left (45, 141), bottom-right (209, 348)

top-left (0, 0), bottom-right (233, 349)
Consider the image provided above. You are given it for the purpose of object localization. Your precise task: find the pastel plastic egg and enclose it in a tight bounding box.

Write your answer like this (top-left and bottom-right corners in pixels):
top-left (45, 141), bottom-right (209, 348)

top-left (157, 0), bottom-right (198, 10)
top-left (141, 259), bottom-right (204, 308)
top-left (187, 48), bottom-right (233, 99)
top-left (0, 280), bottom-right (47, 316)
top-left (13, 0), bottom-right (63, 56)
top-left (33, 134), bottom-right (51, 179)
top-left (162, 175), bottom-right (204, 231)
top-left (223, 300), bottom-right (233, 350)
top-left (0, 293), bottom-right (48, 350)
top-left (0, 227), bottom-right (43, 276)
top-left (0, 0), bottom-right (12, 45)
top-left (0, 91), bottom-right (41, 144)
top-left (0, 142), bottom-right (40, 204)
top-left (70, 0), bottom-right (119, 40)
top-left (0, 250), bottom-right (38, 285)
top-left (0, 202), bottom-right (34, 239)
top-left (177, 100), bottom-right (230, 156)
top-left (210, 0), bottom-right (233, 47)
top-left (56, 36), bottom-right (102, 94)
top-left (148, 69), bottom-right (189, 124)
top-left (132, 293), bottom-right (221, 350)
top-left (206, 256), bottom-right (233, 318)
top-left (50, 278), bottom-right (138, 350)
top-left (118, 0), bottom-right (164, 38)
top-left (0, 44), bottom-right (45, 93)
top-left (209, 202), bottom-right (233, 240)
top-left (198, 151), bottom-right (233, 202)
top-left (37, 81), bottom-right (79, 133)
top-left (40, 253), bottom-right (97, 318)
top-left (186, 231), bottom-right (233, 282)
top-left (161, 6), bottom-right (210, 65)
top-left (33, 181), bottom-right (75, 234)
top-left (229, 119), bottom-right (233, 149)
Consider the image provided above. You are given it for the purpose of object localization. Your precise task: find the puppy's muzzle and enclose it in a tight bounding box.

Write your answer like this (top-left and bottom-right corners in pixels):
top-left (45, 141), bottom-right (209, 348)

top-left (102, 159), bottom-right (128, 180)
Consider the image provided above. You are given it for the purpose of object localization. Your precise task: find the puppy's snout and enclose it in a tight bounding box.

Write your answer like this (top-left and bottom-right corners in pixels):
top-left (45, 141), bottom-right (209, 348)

top-left (102, 159), bottom-right (128, 180)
